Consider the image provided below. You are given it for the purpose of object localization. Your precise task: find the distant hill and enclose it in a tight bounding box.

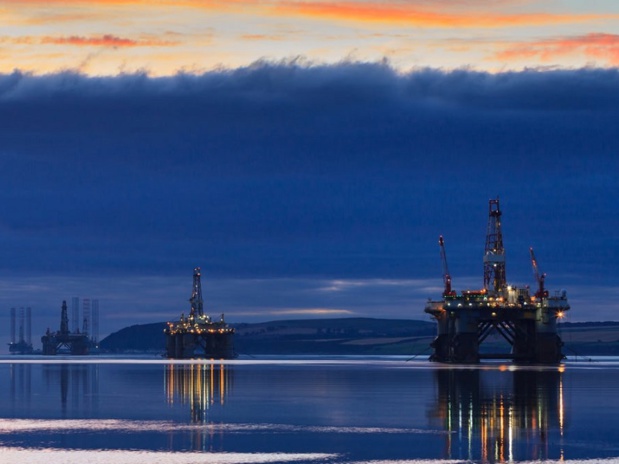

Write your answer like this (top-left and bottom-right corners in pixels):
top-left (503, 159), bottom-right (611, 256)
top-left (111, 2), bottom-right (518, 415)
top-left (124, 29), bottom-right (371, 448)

top-left (98, 318), bottom-right (619, 357)
top-left (100, 322), bottom-right (167, 353)
top-left (99, 318), bottom-right (436, 356)
top-left (232, 317), bottom-right (435, 355)
top-left (558, 321), bottom-right (619, 356)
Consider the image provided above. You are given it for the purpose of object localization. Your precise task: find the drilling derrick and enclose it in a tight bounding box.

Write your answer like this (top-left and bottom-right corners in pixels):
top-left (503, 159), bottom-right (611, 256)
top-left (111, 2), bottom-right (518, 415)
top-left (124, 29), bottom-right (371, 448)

top-left (164, 267), bottom-right (235, 359)
top-left (60, 300), bottom-right (69, 335)
top-left (189, 267), bottom-right (204, 318)
top-left (483, 198), bottom-right (506, 293)
top-left (424, 198), bottom-right (570, 364)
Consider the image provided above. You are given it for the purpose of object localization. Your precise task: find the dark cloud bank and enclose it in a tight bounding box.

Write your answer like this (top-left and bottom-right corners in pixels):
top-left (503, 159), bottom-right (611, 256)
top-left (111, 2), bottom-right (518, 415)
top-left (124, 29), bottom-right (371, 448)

top-left (0, 62), bottom-right (618, 331)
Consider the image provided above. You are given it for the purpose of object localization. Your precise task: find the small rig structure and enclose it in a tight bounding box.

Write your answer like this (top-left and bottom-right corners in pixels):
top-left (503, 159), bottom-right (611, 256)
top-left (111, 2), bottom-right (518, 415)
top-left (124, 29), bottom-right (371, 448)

top-left (164, 267), bottom-right (235, 359)
top-left (8, 307), bottom-right (34, 354)
top-left (425, 198), bottom-right (570, 364)
top-left (41, 300), bottom-right (91, 355)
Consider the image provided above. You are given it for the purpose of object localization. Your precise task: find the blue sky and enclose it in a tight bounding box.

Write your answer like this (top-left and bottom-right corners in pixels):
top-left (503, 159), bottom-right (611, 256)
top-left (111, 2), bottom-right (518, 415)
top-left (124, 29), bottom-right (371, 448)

top-left (1, 63), bottom-right (618, 349)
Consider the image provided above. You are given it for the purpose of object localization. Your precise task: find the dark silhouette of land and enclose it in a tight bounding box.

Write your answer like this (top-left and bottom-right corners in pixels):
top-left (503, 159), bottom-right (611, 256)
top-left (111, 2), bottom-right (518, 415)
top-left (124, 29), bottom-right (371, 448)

top-left (99, 318), bottom-right (619, 357)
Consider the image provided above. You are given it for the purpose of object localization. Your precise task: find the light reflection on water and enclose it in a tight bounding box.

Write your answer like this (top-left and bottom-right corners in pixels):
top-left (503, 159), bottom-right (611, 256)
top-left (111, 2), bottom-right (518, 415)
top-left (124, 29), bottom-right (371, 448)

top-left (430, 368), bottom-right (565, 462)
top-left (165, 363), bottom-right (231, 423)
top-left (1, 357), bottom-right (619, 463)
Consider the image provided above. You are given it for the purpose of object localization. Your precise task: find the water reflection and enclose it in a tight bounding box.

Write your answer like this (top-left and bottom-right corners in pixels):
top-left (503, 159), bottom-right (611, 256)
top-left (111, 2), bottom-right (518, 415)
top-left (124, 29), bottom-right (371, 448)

top-left (7, 363), bottom-right (100, 417)
top-left (41, 364), bottom-right (99, 415)
top-left (431, 367), bottom-right (565, 462)
top-left (9, 364), bottom-right (32, 414)
top-left (164, 363), bottom-right (233, 423)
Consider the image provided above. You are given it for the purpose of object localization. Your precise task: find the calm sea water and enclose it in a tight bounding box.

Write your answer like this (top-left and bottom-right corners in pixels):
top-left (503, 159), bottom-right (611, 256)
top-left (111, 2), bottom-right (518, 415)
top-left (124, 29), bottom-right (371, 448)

top-left (1, 356), bottom-right (619, 463)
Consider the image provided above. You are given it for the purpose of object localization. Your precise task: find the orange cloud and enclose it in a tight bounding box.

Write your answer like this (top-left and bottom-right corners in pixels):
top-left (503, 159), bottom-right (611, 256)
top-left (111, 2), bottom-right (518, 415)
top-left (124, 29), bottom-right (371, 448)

top-left (0, 0), bottom-right (232, 7)
top-left (268, 308), bottom-right (355, 316)
top-left (40, 34), bottom-right (178, 47)
top-left (1, 0), bottom-right (609, 28)
top-left (0, 36), bottom-right (36, 45)
top-left (0, 0), bottom-right (149, 4)
top-left (240, 34), bottom-right (287, 41)
top-left (270, 1), bottom-right (607, 28)
top-left (495, 33), bottom-right (619, 66)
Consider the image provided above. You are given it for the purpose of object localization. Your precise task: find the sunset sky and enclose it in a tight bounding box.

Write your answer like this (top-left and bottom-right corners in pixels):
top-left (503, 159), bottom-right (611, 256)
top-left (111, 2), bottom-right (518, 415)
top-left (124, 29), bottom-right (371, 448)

top-left (3, 0), bottom-right (619, 74)
top-left (1, 1), bottom-right (619, 349)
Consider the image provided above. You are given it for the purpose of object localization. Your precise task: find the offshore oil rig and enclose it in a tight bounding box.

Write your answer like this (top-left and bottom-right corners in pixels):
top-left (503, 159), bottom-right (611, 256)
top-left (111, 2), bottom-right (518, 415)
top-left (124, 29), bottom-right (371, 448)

top-left (164, 267), bottom-right (235, 359)
top-left (8, 307), bottom-right (34, 354)
top-left (41, 300), bottom-right (91, 355)
top-left (425, 198), bottom-right (570, 364)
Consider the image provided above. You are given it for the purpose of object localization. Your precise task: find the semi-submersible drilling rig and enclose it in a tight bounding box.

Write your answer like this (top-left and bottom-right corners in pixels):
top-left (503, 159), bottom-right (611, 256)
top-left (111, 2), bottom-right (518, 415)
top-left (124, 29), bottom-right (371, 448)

top-left (41, 300), bottom-right (90, 355)
top-left (164, 267), bottom-right (235, 359)
top-left (425, 198), bottom-right (570, 364)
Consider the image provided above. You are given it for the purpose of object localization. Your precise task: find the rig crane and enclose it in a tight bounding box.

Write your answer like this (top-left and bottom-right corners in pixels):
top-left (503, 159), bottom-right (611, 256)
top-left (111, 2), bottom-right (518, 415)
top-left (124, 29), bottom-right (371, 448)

top-left (529, 247), bottom-right (548, 298)
top-left (439, 235), bottom-right (456, 297)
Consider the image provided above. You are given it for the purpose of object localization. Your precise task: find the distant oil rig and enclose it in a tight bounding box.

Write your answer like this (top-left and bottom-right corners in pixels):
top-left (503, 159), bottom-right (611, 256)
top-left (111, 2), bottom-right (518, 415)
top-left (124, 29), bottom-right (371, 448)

top-left (41, 299), bottom-right (99, 355)
top-left (164, 267), bottom-right (235, 359)
top-left (425, 198), bottom-right (570, 364)
top-left (8, 307), bottom-right (34, 354)
top-left (8, 298), bottom-right (99, 355)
